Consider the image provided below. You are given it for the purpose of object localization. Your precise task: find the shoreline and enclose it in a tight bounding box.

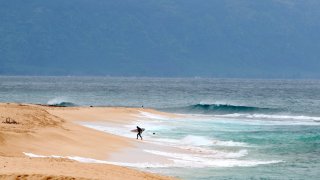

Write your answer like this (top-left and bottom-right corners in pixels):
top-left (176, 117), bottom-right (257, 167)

top-left (0, 103), bottom-right (178, 180)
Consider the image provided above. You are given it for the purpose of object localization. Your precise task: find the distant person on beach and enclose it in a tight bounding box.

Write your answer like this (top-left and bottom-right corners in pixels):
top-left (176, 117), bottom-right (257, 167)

top-left (136, 126), bottom-right (143, 140)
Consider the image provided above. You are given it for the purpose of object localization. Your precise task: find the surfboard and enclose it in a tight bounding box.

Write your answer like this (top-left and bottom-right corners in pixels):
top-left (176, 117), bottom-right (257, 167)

top-left (131, 128), bottom-right (145, 132)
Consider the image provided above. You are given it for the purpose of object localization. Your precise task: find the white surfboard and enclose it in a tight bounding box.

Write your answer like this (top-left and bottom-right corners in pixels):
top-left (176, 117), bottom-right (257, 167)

top-left (130, 128), bottom-right (145, 132)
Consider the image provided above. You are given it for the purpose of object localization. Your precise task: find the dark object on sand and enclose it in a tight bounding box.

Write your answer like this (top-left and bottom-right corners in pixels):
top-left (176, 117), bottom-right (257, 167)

top-left (2, 117), bottom-right (18, 124)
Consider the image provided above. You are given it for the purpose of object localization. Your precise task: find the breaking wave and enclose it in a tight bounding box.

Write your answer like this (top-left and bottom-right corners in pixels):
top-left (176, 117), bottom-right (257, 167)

top-left (47, 98), bottom-right (77, 107)
top-left (171, 103), bottom-right (278, 114)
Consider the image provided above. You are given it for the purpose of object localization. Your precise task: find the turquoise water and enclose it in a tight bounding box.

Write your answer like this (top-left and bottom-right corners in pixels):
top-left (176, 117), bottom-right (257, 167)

top-left (144, 116), bottom-right (319, 179)
top-left (0, 76), bottom-right (319, 179)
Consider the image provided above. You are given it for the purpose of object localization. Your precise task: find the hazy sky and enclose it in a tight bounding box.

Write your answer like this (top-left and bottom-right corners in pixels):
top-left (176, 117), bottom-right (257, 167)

top-left (1, 0), bottom-right (320, 78)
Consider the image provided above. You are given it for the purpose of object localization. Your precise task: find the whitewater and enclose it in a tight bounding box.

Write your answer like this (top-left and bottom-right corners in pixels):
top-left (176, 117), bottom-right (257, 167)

top-left (1, 76), bottom-right (320, 179)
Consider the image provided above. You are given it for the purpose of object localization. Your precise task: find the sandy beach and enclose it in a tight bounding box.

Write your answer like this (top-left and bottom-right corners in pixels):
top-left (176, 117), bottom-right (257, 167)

top-left (0, 103), bottom-right (178, 180)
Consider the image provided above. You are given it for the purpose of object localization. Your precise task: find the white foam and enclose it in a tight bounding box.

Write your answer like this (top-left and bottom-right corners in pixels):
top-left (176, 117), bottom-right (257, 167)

top-left (74, 114), bottom-right (282, 169)
top-left (78, 121), bottom-right (175, 141)
top-left (137, 111), bottom-right (170, 120)
top-left (47, 97), bottom-right (71, 105)
top-left (131, 120), bottom-right (175, 132)
top-left (144, 148), bottom-right (247, 159)
top-left (151, 135), bottom-right (250, 148)
top-left (144, 138), bottom-right (249, 159)
top-left (24, 152), bottom-right (282, 168)
top-left (23, 153), bottom-right (128, 166)
top-left (171, 158), bottom-right (282, 168)
top-left (212, 140), bottom-right (250, 147)
top-left (143, 150), bottom-right (281, 168)
top-left (181, 135), bottom-right (250, 147)
top-left (180, 135), bottom-right (212, 146)
top-left (215, 113), bottom-right (320, 122)
top-left (24, 152), bottom-right (47, 158)
top-left (78, 122), bottom-right (134, 138)
top-left (172, 146), bottom-right (248, 158)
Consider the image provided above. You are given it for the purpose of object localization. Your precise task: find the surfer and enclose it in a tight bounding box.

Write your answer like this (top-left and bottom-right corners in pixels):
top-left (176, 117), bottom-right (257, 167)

top-left (136, 126), bottom-right (143, 140)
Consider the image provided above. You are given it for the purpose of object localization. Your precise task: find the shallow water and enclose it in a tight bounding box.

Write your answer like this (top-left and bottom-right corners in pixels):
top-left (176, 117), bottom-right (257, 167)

top-left (1, 76), bottom-right (320, 179)
top-left (79, 111), bottom-right (320, 180)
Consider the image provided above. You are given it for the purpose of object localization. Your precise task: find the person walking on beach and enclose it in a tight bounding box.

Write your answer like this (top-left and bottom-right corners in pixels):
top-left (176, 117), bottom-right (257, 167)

top-left (136, 126), bottom-right (143, 140)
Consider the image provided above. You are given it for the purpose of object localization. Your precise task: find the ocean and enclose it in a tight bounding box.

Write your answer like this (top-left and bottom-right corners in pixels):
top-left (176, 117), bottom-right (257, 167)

top-left (1, 76), bottom-right (319, 179)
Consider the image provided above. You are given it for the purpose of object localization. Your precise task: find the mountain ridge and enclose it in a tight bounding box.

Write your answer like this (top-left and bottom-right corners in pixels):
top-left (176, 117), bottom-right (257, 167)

top-left (1, 0), bottom-right (319, 78)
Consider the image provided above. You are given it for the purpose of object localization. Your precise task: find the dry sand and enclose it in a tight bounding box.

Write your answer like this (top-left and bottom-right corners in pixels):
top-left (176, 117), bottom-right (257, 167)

top-left (0, 103), bottom-right (178, 180)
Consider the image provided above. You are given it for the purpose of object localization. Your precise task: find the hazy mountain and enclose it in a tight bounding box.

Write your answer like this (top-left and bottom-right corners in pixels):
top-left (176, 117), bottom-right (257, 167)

top-left (1, 0), bottom-right (320, 78)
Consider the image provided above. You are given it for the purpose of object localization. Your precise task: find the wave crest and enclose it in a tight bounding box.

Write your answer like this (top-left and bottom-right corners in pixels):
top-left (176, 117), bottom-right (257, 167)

top-left (47, 98), bottom-right (76, 107)
top-left (185, 103), bottom-right (276, 114)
